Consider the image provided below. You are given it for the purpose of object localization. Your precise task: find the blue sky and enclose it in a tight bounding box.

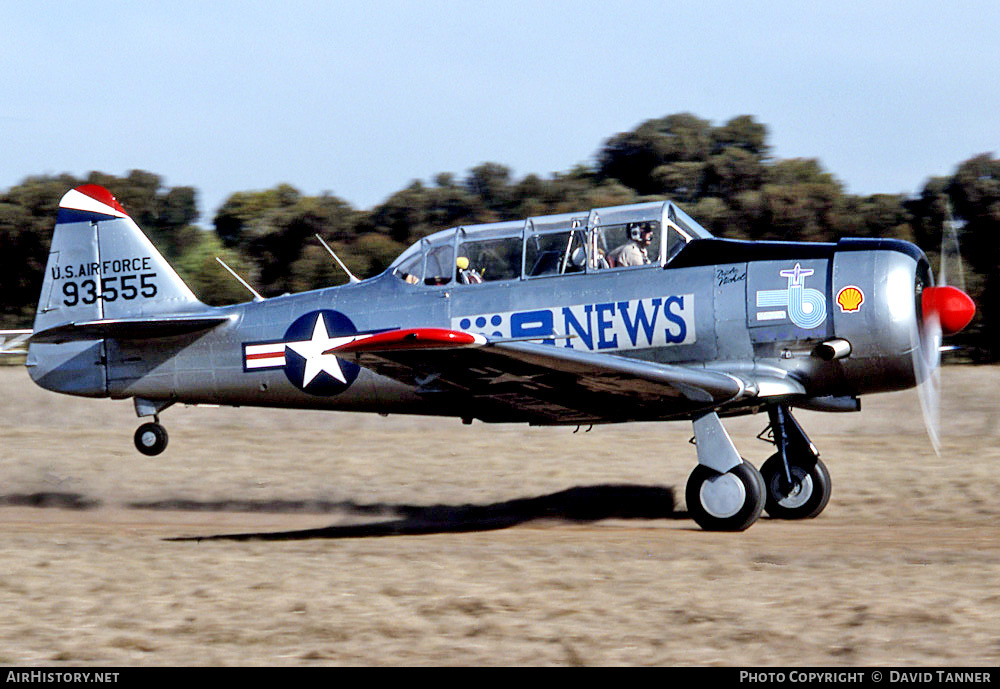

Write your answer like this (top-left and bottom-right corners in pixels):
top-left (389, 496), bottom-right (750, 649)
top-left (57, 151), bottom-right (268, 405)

top-left (2, 1), bottom-right (997, 224)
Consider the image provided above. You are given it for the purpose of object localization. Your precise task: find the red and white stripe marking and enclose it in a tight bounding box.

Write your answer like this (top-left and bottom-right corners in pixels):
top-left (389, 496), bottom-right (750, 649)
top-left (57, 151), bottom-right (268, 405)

top-left (244, 342), bottom-right (286, 369)
top-left (59, 185), bottom-right (130, 218)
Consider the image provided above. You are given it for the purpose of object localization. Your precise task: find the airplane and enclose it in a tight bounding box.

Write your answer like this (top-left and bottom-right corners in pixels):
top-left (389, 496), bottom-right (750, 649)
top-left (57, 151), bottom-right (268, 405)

top-left (4, 183), bottom-right (976, 531)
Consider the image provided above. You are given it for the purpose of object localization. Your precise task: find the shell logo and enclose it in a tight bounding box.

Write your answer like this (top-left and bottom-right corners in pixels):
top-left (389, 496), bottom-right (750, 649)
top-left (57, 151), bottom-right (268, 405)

top-left (836, 285), bottom-right (865, 313)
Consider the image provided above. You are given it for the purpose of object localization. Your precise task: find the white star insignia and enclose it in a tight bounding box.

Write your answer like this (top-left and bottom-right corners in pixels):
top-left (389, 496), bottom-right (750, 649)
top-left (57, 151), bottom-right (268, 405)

top-left (285, 314), bottom-right (359, 387)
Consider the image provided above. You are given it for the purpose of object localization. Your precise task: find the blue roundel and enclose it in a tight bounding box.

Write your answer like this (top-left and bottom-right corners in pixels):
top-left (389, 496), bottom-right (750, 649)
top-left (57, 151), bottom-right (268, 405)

top-left (281, 310), bottom-right (361, 396)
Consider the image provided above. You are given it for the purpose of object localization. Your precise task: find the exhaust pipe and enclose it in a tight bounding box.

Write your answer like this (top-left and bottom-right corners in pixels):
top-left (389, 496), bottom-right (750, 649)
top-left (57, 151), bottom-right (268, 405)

top-left (814, 338), bottom-right (852, 361)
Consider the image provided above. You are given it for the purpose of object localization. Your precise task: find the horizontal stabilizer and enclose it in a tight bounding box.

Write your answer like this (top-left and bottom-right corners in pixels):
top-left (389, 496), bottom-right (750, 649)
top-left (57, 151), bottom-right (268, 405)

top-left (30, 315), bottom-right (232, 344)
top-left (0, 329), bottom-right (32, 355)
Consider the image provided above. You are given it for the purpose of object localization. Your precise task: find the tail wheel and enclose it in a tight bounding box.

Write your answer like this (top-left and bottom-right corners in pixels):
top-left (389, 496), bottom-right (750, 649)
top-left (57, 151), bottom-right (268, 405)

top-left (134, 422), bottom-right (169, 456)
top-left (760, 453), bottom-right (831, 519)
top-left (686, 462), bottom-right (764, 532)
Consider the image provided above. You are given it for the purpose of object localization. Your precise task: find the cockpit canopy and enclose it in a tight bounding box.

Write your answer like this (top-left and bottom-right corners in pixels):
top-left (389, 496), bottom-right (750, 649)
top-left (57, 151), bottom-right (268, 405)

top-left (390, 200), bottom-right (712, 287)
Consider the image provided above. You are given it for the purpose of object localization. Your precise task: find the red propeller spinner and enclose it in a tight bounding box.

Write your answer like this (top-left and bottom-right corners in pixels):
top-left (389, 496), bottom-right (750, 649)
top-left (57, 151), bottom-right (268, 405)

top-left (922, 285), bottom-right (976, 335)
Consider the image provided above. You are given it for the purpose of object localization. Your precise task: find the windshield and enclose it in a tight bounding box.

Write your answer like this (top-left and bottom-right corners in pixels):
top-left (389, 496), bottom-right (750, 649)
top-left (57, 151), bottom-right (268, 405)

top-left (391, 231), bottom-right (454, 285)
top-left (667, 203), bottom-right (713, 239)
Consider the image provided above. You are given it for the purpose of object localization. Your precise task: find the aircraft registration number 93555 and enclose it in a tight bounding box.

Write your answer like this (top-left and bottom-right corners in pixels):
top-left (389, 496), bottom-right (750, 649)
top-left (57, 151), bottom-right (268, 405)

top-left (61, 273), bottom-right (158, 306)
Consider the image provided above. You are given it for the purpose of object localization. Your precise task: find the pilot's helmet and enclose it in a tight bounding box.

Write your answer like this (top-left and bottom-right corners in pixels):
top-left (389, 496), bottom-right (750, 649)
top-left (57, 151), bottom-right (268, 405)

top-left (629, 222), bottom-right (654, 241)
top-left (456, 256), bottom-right (470, 270)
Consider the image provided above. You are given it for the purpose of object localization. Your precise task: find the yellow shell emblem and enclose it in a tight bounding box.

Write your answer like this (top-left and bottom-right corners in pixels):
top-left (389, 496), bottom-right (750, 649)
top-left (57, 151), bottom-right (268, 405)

top-left (836, 286), bottom-right (865, 312)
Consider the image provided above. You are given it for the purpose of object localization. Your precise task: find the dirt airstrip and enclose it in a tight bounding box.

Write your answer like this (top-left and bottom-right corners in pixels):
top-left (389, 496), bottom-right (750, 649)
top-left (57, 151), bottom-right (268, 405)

top-left (0, 365), bottom-right (998, 666)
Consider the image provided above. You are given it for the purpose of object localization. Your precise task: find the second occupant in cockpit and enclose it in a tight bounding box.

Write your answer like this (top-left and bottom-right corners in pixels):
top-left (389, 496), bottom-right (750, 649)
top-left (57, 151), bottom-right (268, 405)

top-left (608, 222), bottom-right (654, 267)
top-left (456, 256), bottom-right (483, 284)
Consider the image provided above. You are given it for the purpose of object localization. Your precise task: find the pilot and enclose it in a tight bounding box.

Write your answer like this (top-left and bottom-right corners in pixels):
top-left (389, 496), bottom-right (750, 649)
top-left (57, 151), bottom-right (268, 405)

top-left (608, 222), bottom-right (654, 267)
top-left (456, 256), bottom-right (483, 284)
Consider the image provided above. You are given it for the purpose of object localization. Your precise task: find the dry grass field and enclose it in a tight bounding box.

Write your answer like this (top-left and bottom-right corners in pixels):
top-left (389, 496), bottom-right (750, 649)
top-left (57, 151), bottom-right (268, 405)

top-left (1, 364), bottom-right (998, 666)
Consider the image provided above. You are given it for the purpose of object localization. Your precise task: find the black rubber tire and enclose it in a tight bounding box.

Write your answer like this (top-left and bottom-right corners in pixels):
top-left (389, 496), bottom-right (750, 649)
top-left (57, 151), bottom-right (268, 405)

top-left (134, 422), bottom-right (169, 456)
top-left (685, 462), bottom-right (764, 532)
top-left (759, 453), bottom-right (831, 519)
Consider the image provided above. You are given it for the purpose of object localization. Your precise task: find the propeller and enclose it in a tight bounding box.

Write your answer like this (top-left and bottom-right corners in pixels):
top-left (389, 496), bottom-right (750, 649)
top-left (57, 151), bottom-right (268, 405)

top-left (911, 205), bottom-right (976, 454)
top-left (911, 297), bottom-right (942, 453)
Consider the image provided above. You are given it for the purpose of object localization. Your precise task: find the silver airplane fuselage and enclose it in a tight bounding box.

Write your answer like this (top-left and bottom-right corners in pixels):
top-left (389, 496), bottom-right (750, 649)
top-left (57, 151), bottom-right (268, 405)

top-left (31, 237), bottom-right (925, 422)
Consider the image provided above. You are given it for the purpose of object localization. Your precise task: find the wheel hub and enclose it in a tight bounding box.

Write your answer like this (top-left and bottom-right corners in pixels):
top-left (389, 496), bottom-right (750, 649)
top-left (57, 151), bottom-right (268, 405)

top-left (699, 473), bottom-right (746, 518)
top-left (771, 467), bottom-right (813, 509)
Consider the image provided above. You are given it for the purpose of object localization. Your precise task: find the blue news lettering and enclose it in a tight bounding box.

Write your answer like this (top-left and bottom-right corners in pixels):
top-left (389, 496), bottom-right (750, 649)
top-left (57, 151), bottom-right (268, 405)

top-left (562, 304), bottom-right (594, 349)
top-left (663, 295), bottom-right (687, 344)
top-left (595, 303), bottom-right (618, 349)
top-left (454, 295), bottom-right (696, 352)
top-left (618, 298), bottom-right (660, 347)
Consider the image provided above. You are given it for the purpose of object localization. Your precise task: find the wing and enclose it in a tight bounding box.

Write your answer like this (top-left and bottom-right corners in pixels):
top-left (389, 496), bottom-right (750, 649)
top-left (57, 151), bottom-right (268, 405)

top-left (327, 328), bottom-right (752, 424)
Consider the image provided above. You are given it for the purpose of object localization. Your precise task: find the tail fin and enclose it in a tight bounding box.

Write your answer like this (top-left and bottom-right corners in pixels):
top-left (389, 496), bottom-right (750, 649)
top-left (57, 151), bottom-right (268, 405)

top-left (33, 184), bottom-right (203, 334)
top-left (28, 185), bottom-right (208, 397)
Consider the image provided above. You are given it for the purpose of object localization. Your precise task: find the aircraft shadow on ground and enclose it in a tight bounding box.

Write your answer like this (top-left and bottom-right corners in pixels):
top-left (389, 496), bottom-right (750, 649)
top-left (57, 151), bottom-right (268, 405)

top-left (160, 484), bottom-right (682, 542)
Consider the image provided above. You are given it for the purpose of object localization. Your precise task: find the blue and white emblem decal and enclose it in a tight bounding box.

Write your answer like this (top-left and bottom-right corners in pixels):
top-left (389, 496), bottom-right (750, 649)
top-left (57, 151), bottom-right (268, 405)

top-left (755, 263), bottom-right (827, 329)
top-left (243, 310), bottom-right (362, 396)
top-left (452, 295), bottom-right (695, 351)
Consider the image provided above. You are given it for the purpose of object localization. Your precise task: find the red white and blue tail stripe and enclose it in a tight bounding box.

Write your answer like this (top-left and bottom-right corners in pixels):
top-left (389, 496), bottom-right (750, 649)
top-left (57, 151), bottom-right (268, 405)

top-left (56, 184), bottom-right (130, 224)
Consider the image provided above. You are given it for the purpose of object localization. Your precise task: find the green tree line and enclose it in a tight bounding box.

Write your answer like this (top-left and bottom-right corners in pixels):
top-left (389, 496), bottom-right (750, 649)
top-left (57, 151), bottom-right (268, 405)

top-left (2, 114), bottom-right (998, 359)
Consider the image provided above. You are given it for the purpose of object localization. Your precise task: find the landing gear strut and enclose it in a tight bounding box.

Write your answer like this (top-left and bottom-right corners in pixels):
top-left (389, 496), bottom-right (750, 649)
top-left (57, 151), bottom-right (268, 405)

top-left (759, 405), bottom-right (831, 519)
top-left (686, 411), bottom-right (764, 531)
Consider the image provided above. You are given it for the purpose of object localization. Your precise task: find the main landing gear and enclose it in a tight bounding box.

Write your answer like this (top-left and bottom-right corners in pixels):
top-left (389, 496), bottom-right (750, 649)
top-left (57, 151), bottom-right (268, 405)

top-left (685, 404), bottom-right (830, 531)
top-left (686, 411), bottom-right (764, 531)
top-left (132, 398), bottom-right (173, 456)
top-left (758, 405), bottom-right (831, 520)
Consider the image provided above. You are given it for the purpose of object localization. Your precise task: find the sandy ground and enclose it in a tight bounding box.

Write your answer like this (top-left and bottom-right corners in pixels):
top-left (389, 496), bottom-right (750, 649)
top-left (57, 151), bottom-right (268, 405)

top-left (1, 365), bottom-right (998, 666)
